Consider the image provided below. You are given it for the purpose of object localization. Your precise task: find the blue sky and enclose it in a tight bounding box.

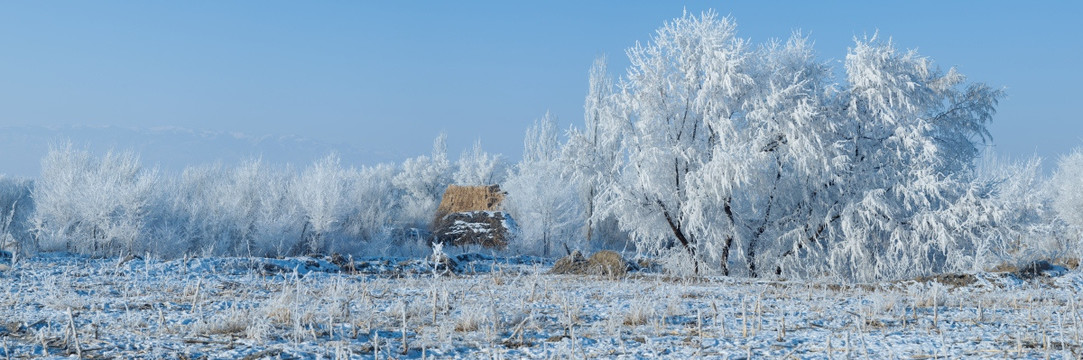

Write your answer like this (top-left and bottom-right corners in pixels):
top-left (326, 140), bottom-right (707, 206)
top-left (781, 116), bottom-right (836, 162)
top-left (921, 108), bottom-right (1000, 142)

top-left (1, 1), bottom-right (1080, 176)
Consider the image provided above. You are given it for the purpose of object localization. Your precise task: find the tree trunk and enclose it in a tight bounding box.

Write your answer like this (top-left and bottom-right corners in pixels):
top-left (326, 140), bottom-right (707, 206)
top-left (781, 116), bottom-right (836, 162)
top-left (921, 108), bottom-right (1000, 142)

top-left (721, 235), bottom-right (732, 276)
top-left (543, 230), bottom-right (549, 258)
top-left (748, 155), bottom-right (783, 278)
top-left (657, 199), bottom-right (699, 274)
top-left (722, 197), bottom-right (736, 276)
top-left (585, 187), bottom-right (595, 245)
top-left (746, 240), bottom-right (757, 277)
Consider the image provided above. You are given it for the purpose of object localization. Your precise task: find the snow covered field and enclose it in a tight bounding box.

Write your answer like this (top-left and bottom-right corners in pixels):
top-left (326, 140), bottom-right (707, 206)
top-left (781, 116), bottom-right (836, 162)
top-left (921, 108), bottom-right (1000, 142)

top-left (1, 252), bottom-right (1082, 359)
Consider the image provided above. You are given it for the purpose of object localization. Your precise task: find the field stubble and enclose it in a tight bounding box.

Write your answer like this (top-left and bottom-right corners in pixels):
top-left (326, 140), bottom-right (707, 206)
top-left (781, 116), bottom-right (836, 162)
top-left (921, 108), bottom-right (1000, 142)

top-left (0, 254), bottom-right (1081, 359)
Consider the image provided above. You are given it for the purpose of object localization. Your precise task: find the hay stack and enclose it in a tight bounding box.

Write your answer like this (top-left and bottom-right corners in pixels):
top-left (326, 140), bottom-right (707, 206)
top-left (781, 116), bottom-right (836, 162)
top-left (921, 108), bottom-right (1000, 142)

top-left (551, 250), bottom-right (630, 278)
top-left (551, 250), bottom-right (588, 274)
top-left (435, 185), bottom-right (505, 217)
top-left (431, 185), bottom-right (514, 249)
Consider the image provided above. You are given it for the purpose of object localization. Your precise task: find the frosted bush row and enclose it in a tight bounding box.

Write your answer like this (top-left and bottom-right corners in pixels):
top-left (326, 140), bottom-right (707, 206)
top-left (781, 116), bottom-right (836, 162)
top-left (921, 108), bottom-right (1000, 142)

top-left (26, 146), bottom-right (415, 258)
top-left (1, 134), bottom-right (614, 260)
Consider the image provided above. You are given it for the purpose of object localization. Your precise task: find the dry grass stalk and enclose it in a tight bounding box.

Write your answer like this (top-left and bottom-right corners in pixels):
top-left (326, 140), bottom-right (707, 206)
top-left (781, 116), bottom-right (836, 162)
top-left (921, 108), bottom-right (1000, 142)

top-left (66, 308), bottom-right (80, 358)
top-left (697, 308), bottom-right (703, 342)
top-left (755, 294), bottom-right (762, 335)
top-left (778, 312), bottom-right (785, 342)
top-left (431, 287), bottom-right (438, 324)
top-left (401, 302), bottom-right (408, 355)
top-left (39, 330), bottom-right (47, 357)
top-left (191, 278), bottom-right (202, 315)
top-left (933, 290), bottom-right (939, 329)
top-left (742, 297), bottom-right (748, 338)
top-left (622, 301), bottom-right (653, 326)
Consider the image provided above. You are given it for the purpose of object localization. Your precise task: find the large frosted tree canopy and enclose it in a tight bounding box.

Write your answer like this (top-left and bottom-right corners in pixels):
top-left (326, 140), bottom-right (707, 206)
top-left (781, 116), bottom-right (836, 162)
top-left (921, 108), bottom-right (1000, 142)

top-left (591, 11), bottom-right (1012, 280)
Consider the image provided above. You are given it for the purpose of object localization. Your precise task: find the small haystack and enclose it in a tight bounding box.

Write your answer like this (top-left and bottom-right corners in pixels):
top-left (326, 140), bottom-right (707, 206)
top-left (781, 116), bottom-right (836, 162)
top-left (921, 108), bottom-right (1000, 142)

top-left (432, 185), bottom-right (516, 249)
top-left (550, 250), bottom-right (631, 278)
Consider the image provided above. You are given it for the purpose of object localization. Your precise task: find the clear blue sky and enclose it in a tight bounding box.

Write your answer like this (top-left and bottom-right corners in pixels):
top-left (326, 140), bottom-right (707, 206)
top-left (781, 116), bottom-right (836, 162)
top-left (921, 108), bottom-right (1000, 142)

top-left (1, 1), bottom-right (1080, 175)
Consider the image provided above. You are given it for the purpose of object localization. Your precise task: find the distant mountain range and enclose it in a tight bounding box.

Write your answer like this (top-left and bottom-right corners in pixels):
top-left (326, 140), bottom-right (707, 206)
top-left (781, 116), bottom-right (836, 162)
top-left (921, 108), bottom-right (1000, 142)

top-left (0, 125), bottom-right (402, 178)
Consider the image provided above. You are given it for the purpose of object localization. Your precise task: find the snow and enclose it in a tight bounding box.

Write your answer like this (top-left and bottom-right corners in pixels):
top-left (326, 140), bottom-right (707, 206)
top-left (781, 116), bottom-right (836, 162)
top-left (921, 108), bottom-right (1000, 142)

top-left (2, 253), bottom-right (1081, 359)
top-left (450, 220), bottom-right (492, 234)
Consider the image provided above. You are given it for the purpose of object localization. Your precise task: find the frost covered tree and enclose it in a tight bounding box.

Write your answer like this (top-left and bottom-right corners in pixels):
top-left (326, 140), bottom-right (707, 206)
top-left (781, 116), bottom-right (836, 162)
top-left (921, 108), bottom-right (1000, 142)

top-left (1052, 148), bottom-right (1083, 231)
top-left (227, 159), bottom-right (296, 256)
top-left (31, 144), bottom-right (157, 257)
top-left (210, 160), bottom-right (283, 256)
top-left (564, 57), bottom-right (625, 248)
top-left (965, 156), bottom-right (1055, 265)
top-left (153, 159), bottom-right (305, 257)
top-left (342, 163), bottom-right (398, 247)
top-left (687, 32), bottom-right (837, 277)
top-left (393, 134), bottom-right (452, 229)
top-left (0, 176), bottom-right (33, 256)
top-left (1051, 147), bottom-right (1083, 254)
top-left (295, 153), bottom-right (348, 254)
top-left (505, 113), bottom-right (582, 256)
top-left (591, 11), bottom-right (1004, 280)
top-left (157, 163), bottom-right (240, 256)
top-left (816, 35), bottom-right (1003, 280)
top-left (453, 139), bottom-right (504, 186)
top-left (598, 11), bottom-right (758, 274)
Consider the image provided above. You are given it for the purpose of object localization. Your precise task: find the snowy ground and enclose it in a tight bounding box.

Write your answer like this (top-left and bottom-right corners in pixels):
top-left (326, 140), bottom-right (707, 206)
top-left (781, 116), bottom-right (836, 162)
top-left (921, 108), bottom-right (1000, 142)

top-left (1, 252), bottom-right (1082, 359)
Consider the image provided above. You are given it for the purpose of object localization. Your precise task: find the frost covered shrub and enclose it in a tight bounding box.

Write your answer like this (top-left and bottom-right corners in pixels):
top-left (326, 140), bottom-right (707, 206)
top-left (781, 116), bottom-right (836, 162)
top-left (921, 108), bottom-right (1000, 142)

top-left (0, 176), bottom-right (33, 255)
top-left (1050, 148), bottom-right (1083, 257)
top-left (393, 134), bottom-right (452, 230)
top-left (340, 163), bottom-right (399, 251)
top-left (159, 155), bottom-right (401, 258)
top-left (150, 160), bottom-right (305, 258)
top-left (294, 154), bottom-right (405, 255)
top-left (454, 139), bottom-right (505, 186)
top-left (26, 145), bottom-right (411, 258)
top-left (294, 154), bottom-right (348, 254)
top-left (971, 157), bottom-right (1062, 264)
top-left (31, 144), bottom-right (157, 257)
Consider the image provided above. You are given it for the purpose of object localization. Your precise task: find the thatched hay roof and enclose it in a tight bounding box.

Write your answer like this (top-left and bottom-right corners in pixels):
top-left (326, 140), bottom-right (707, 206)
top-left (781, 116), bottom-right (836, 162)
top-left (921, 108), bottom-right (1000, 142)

top-left (436, 185), bottom-right (505, 215)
